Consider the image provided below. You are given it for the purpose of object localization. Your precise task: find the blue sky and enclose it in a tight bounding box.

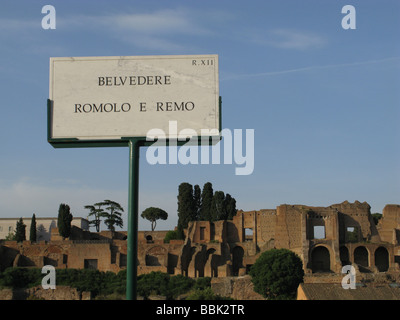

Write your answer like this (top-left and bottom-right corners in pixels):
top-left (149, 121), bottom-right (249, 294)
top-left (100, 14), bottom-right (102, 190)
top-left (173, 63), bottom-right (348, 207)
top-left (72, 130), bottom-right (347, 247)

top-left (0, 0), bottom-right (399, 232)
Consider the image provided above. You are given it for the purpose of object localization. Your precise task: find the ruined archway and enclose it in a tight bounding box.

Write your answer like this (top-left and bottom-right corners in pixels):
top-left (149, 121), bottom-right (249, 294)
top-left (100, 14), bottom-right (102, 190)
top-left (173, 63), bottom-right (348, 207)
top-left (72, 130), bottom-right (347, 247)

top-left (145, 246), bottom-right (166, 266)
top-left (354, 246), bottom-right (369, 269)
top-left (375, 246), bottom-right (389, 272)
top-left (311, 246), bottom-right (330, 273)
top-left (340, 246), bottom-right (350, 266)
top-left (232, 246), bottom-right (244, 276)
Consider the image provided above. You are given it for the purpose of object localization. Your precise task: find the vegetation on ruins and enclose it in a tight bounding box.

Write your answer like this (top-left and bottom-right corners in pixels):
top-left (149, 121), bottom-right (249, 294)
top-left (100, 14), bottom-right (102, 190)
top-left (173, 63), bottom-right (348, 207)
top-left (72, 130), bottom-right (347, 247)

top-left (57, 203), bottom-right (73, 239)
top-left (164, 230), bottom-right (179, 243)
top-left (29, 214), bottom-right (37, 242)
top-left (84, 202), bottom-right (107, 232)
top-left (249, 248), bottom-right (304, 300)
top-left (176, 182), bottom-right (237, 239)
top-left (0, 268), bottom-right (223, 300)
top-left (85, 200), bottom-right (124, 237)
top-left (141, 207), bottom-right (168, 231)
top-left (100, 200), bottom-right (124, 235)
top-left (15, 218), bottom-right (26, 243)
top-left (371, 213), bottom-right (382, 225)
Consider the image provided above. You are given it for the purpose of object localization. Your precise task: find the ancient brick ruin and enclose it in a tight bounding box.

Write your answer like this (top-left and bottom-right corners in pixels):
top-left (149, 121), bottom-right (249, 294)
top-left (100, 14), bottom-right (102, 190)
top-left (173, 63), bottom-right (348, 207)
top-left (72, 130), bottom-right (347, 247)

top-left (1, 201), bottom-right (400, 281)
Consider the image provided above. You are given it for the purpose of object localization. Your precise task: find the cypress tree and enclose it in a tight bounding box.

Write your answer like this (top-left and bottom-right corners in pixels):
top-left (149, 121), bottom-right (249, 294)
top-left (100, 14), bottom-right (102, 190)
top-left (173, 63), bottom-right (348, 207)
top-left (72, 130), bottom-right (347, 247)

top-left (224, 194), bottom-right (237, 220)
top-left (210, 191), bottom-right (225, 221)
top-left (199, 182), bottom-right (213, 221)
top-left (193, 184), bottom-right (201, 220)
top-left (58, 203), bottom-right (73, 239)
top-left (30, 213), bottom-right (37, 242)
top-left (15, 217), bottom-right (26, 243)
top-left (177, 182), bottom-right (195, 238)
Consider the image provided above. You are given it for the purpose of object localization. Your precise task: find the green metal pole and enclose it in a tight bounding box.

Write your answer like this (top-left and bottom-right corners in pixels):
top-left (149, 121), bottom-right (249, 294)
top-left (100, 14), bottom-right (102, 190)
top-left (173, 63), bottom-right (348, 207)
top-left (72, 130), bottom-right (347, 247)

top-left (126, 138), bottom-right (140, 300)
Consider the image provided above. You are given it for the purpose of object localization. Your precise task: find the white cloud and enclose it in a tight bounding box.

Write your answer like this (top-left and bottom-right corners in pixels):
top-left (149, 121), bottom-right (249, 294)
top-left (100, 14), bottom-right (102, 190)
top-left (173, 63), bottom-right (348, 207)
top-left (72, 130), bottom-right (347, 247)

top-left (109, 9), bottom-right (210, 36)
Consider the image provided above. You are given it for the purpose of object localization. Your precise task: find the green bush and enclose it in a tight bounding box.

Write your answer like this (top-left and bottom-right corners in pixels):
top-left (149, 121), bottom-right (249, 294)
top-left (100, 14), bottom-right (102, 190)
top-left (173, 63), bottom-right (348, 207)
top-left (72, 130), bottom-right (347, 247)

top-left (185, 287), bottom-right (232, 300)
top-left (164, 230), bottom-right (179, 243)
top-left (0, 268), bottom-right (215, 300)
top-left (167, 274), bottom-right (195, 299)
top-left (249, 248), bottom-right (304, 300)
top-left (136, 271), bottom-right (196, 299)
top-left (0, 267), bottom-right (42, 288)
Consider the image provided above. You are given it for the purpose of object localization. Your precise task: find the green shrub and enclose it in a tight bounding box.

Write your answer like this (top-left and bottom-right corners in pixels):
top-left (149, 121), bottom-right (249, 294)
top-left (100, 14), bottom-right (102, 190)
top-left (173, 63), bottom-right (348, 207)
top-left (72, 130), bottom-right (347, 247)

top-left (249, 248), bottom-right (304, 300)
top-left (185, 287), bottom-right (232, 300)
top-left (164, 230), bottom-right (179, 243)
top-left (0, 267), bottom-right (42, 288)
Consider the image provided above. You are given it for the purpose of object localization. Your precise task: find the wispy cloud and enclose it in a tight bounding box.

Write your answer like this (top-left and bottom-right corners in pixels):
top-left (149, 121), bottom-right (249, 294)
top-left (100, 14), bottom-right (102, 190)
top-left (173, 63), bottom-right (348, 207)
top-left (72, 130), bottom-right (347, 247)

top-left (250, 28), bottom-right (326, 50)
top-left (0, 177), bottom-right (178, 231)
top-left (56, 8), bottom-right (216, 52)
top-left (222, 56), bottom-right (400, 81)
top-left (0, 8), bottom-right (219, 52)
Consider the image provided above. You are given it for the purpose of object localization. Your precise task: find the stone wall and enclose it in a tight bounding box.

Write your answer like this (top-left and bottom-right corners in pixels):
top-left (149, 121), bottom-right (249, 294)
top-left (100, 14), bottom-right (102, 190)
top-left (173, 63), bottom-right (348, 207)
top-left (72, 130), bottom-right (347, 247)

top-left (211, 276), bottom-right (265, 300)
top-left (0, 286), bottom-right (91, 300)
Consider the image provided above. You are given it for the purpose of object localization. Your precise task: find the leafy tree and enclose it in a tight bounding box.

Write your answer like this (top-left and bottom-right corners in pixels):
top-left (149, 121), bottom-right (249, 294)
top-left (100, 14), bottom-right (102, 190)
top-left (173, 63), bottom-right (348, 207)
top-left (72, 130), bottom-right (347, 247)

top-left (15, 218), bottom-right (26, 243)
top-left (249, 248), bottom-right (304, 300)
top-left (177, 183), bottom-right (196, 238)
top-left (99, 200), bottom-right (124, 237)
top-left (141, 207), bottom-right (168, 231)
top-left (84, 202), bottom-right (106, 232)
top-left (199, 182), bottom-right (213, 221)
top-left (29, 214), bottom-right (37, 242)
top-left (58, 203), bottom-right (73, 239)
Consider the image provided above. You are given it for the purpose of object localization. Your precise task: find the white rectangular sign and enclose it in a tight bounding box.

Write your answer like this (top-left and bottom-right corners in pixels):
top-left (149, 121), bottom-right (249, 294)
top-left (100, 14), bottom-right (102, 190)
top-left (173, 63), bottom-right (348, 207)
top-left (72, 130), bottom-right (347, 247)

top-left (49, 55), bottom-right (219, 140)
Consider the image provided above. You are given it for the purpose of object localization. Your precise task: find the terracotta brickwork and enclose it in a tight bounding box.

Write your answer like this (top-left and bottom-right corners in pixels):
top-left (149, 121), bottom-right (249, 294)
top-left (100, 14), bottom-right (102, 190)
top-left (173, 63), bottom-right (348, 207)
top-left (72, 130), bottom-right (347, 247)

top-left (0, 201), bottom-right (399, 281)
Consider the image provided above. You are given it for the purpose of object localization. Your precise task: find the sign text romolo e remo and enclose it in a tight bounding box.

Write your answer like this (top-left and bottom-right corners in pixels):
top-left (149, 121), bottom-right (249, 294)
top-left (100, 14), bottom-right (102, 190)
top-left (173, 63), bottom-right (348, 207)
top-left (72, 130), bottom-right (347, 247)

top-left (49, 55), bottom-right (219, 140)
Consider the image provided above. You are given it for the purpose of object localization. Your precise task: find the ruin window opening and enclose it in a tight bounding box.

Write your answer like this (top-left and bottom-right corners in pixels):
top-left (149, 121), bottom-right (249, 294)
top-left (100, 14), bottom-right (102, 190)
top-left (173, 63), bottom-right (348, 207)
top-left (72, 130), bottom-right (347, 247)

top-left (200, 227), bottom-right (206, 241)
top-left (346, 227), bottom-right (358, 243)
top-left (146, 235), bottom-right (153, 243)
top-left (84, 259), bottom-right (98, 270)
top-left (244, 228), bottom-right (253, 242)
top-left (313, 226), bottom-right (325, 239)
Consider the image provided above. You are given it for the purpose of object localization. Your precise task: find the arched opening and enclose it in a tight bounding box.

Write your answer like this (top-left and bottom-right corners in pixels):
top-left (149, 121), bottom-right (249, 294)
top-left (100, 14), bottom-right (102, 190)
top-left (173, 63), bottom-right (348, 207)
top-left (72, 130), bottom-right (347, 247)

top-left (375, 246), bottom-right (389, 272)
top-left (311, 246), bottom-right (330, 273)
top-left (206, 248), bottom-right (217, 277)
top-left (340, 246), bottom-right (350, 266)
top-left (146, 235), bottom-right (153, 243)
top-left (354, 246), bottom-right (369, 269)
top-left (145, 246), bottom-right (166, 266)
top-left (232, 246), bottom-right (244, 276)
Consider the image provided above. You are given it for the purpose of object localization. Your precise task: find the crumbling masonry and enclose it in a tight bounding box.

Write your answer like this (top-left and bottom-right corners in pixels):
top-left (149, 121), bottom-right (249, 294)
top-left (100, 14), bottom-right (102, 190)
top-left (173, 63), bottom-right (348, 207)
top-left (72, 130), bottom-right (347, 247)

top-left (1, 201), bottom-right (400, 279)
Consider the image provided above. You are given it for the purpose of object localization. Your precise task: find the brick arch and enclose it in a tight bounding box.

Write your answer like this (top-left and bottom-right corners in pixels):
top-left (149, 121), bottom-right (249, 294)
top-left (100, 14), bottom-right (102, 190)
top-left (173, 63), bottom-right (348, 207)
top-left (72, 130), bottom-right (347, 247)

top-left (353, 245), bottom-right (369, 268)
top-left (145, 245), bottom-right (167, 266)
top-left (310, 244), bottom-right (332, 273)
top-left (231, 245), bottom-right (245, 276)
top-left (375, 246), bottom-right (389, 272)
top-left (339, 245), bottom-right (350, 266)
